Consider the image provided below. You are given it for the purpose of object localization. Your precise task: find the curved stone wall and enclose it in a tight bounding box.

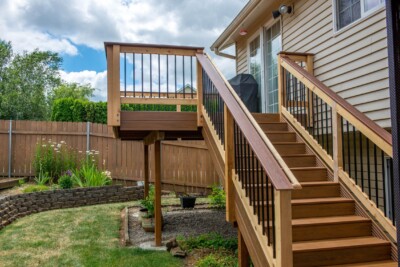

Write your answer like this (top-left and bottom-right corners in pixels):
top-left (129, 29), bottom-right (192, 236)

top-left (0, 185), bottom-right (143, 230)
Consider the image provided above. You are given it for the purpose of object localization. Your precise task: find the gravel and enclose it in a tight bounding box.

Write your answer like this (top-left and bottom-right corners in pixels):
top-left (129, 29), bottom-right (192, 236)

top-left (128, 205), bottom-right (237, 246)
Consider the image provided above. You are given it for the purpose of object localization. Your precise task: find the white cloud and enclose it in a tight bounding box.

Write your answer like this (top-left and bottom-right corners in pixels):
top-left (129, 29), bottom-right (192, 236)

top-left (60, 70), bottom-right (107, 101)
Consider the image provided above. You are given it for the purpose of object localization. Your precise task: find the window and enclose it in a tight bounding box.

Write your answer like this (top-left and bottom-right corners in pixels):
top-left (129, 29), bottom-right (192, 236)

top-left (249, 36), bottom-right (261, 87)
top-left (336, 0), bottom-right (384, 30)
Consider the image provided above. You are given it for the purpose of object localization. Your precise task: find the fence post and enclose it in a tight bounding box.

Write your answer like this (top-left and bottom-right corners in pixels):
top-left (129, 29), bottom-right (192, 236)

top-left (8, 119), bottom-right (12, 178)
top-left (86, 121), bottom-right (90, 153)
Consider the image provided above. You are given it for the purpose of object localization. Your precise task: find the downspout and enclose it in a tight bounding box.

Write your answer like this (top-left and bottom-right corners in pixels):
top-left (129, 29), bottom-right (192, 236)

top-left (385, 0), bottom-right (400, 259)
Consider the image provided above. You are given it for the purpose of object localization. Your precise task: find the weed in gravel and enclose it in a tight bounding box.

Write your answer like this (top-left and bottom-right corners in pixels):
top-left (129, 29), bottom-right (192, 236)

top-left (178, 232), bottom-right (237, 252)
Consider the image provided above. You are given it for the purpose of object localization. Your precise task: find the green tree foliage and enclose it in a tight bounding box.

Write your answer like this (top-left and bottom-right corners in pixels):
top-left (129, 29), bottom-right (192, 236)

top-left (48, 82), bottom-right (94, 109)
top-left (0, 40), bottom-right (62, 120)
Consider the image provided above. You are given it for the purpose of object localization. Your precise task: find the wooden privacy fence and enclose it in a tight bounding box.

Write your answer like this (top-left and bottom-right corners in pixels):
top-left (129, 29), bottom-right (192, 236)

top-left (0, 120), bottom-right (219, 192)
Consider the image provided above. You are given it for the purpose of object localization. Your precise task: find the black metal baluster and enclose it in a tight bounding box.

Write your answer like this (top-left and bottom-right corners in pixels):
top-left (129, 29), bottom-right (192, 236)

top-left (265, 173), bottom-right (269, 237)
top-left (381, 150), bottom-right (386, 215)
top-left (316, 97), bottom-right (320, 143)
top-left (320, 98), bottom-right (325, 150)
top-left (251, 149), bottom-right (256, 212)
top-left (353, 125), bottom-right (358, 185)
top-left (133, 53), bottom-right (135, 97)
top-left (341, 117), bottom-right (346, 171)
top-left (150, 54), bottom-right (153, 98)
top-left (256, 159), bottom-right (261, 224)
top-left (367, 138), bottom-right (371, 198)
top-left (246, 142), bottom-right (251, 198)
top-left (158, 54), bottom-right (161, 98)
top-left (346, 120), bottom-right (351, 176)
top-left (374, 144), bottom-right (379, 207)
top-left (124, 53), bottom-right (127, 97)
top-left (141, 53), bottom-right (144, 98)
top-left (360, 132), bottom-right (364, 191)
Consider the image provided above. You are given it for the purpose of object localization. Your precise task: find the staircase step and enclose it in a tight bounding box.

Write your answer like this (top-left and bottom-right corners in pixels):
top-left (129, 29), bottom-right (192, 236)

top-left (273, 142), bottom-right (306, 155)
top-left (282, 155), bottom-right (316, 168)
top-left (325, 260), bottom-right (398, 266)
top-left (252, 113), bottom-right (280, 123)
top-left (258, 122), bottom-right (288, 131)
top-left (247, 182), bottom-right (340, 201)
top-left (290, 167), bottom-right (328, 182)
top-left (293, 237), bottom-right (392, 267)
top-left (255, 198), bottom-right (355, 219)
top-left (292, 215), bottom-right (371, 242)
top-left (265, 131), bottom-right (297, 142)
top-left (293, 182), bottom-right (340, 199)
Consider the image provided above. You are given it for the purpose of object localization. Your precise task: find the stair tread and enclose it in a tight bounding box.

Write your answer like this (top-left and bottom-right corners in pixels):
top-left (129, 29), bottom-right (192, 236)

top-left (300, 181), bottom-right (338, 186)
top-left (290, 167), bottom-right (327, 170)
top-left (293, 237), bottom-right (390, 252)
top-left (272, 142), bottom-right (304, 145)
top-left (292, 197), bottom-right (354, 205)
top-left (264, 131), bottom-right (294, 134)
top-left (282, 154), bottom-right (315, 157)
top-left (325, 260), bottom-right (397, 267)
top-left (292, 215), bottom-right (370, 226)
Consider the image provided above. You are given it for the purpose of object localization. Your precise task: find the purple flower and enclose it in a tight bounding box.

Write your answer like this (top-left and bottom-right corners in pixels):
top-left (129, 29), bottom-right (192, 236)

top-left (65, 170), bottom-right (72, 176)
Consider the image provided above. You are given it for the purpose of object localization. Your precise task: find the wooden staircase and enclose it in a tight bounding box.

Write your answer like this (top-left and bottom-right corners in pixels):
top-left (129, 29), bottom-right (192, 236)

top-left (251, 113), bottom-right (396, 267)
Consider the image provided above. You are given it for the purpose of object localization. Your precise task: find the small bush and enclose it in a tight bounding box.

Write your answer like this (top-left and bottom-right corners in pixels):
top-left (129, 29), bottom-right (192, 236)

top-left (140, 185), bottom-right (155, 217)
top-left (18, 179), bottom-right (25, 187)
top-left (72, 153), bottom-right (112, 187)
top-left (178, 233), bottom-right (237, 252)
top-left (23, 185), bottom-right (50, 193)
top-left (59, 173), bottom-right (73, 189)
top-left (208, 185), bottom-right (226, 209)
top-left (196, 253), bottom-right (237, 267)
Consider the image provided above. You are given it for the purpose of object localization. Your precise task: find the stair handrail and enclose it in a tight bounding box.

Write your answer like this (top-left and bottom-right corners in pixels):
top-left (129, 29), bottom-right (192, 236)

top-left (197, 53), bottom-right (301, 190)
top-left (279, 55), bottom-right (392, 157)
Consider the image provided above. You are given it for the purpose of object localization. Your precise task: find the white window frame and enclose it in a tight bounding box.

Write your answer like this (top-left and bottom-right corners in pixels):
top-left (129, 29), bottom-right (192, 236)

top-left (247, 29), bottom-right (265, 111)
top-left (332, 0), bottom-right (385, 33)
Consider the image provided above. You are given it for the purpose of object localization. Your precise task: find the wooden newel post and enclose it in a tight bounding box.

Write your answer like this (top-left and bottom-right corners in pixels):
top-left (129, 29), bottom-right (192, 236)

top-left (275, 190), bottom-right (293, 267)
top-left (278, 55), bottom-right (285, 114)
top-left (224, 105), bottom-right (235, 223)
top-left (332, 104), bottom-right (343, 182)
top-left (154, 141), bottom-right (162, 246)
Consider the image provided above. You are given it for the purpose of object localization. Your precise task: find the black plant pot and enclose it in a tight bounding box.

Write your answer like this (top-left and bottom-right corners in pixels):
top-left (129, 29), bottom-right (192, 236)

top-left (180, 196), bottom-right (197, 208)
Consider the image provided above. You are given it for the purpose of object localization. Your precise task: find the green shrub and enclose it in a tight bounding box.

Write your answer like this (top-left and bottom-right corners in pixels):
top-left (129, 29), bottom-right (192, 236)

top-left (18, 179), bottom-right (25, 187)
top-left (72, 153), bottom-right (111, 187)
top-left (34, 169), bottom-right (52, 185)
top-left (208, 185), bottom-right (226, 209)
top-left (178, 233), bottom-right (237, 252)
top-left (140, 185), bottom-right (155, 217)
top-left (23, 185), bottom-right (50, 193)
top-left (196, 254), bottom-right (237, 267)
top-left (32, 139), bottom-right (78, 180)
top-left (59, 173), bottom-right (73, 189)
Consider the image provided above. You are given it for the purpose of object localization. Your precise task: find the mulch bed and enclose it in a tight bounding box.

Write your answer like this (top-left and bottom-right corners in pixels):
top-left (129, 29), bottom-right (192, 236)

top-left (128, 205), bottom-right (237, 247)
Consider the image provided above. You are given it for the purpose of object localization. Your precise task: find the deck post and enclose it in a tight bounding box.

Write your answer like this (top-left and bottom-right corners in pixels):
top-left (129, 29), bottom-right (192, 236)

top-left (238, 226), bottom-right (250, 267)
top-left (332, 104), bottom-right (343, 182)
top-left (154, 140), bottom-right (162, 246)
top-left (144, 144), bottom-right (149, 198)
top-left (275, 190), bottom-right (293, 267)
top-left (196, 59), bottom-right (203, 127)
top-left (224, 105), bottom-right (235, 223)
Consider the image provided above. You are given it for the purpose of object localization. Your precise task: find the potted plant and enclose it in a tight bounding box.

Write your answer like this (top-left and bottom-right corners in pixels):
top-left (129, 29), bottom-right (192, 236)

top-left (140, 185), bottom-right (155, 232)
top-left (178, 189), bottom-right (197, 209)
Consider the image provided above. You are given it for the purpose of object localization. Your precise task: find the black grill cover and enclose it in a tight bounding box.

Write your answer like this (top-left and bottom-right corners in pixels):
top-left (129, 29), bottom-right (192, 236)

top-left (229, 74), bottom-right (259, 112)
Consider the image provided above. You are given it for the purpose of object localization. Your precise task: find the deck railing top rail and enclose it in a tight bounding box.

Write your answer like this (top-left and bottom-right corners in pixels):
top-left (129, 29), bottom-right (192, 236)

top-left (280, 54), bottom-right (392, 156)
top-left (197, 53), bottom-right (300, 190)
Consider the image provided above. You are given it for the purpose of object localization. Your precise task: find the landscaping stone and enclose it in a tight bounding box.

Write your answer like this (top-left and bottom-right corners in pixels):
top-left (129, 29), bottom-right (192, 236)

top-left (0, 185), bottom-right (144, 229)
top-left (166, 237), bottom-right (178, 252)
top-left (170, 247), bottom-right (186, 258)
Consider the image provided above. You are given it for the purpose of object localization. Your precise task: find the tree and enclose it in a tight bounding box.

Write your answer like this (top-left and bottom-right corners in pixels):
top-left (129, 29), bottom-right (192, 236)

top-left (0, 41), bottom-right (62, 120)
top-left (48, 82), bottom-right (94, 110)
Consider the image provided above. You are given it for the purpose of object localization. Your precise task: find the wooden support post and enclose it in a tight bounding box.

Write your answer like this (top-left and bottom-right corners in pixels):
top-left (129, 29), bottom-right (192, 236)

top-left (176, 104), bottom-right (181, 112)
top-left (224, 105), bottom-right (235, 223)
top-left (154, 140), bottom-right (162, 246)
top-left (275, 190), bottom-right (293, 267)
top-left (238, 226), bottom-right (250, 267)
top-left (107, 44), bottom-right (121, 126)
top-left (196, 59), bottom-right (203, 127)
top-left (332, 104), bottom-right (343, 182)
top-left (144, 144), bottom-right (149, 197)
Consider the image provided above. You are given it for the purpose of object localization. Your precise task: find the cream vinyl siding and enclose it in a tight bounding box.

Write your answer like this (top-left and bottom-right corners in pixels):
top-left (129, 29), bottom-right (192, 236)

top-left (281, 0), bottom-right (390, 127)
top-left (236, 39), bottom-right (248, 74)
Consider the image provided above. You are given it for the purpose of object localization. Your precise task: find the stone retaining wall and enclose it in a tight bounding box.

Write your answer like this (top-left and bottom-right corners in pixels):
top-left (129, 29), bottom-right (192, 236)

top-left (0, 185), bottom-right (143, 230)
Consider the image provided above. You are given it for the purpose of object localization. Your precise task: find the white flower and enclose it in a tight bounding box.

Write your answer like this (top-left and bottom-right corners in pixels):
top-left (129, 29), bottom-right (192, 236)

top-left (78, 151), bottom-right (82, 153)
top-left (42, 144), bottom-right (47, 147)
top-left (57, 144), bottom-right (62, 148)
top-left (60, 141), bottom-right (66, 144)
top-left (50, 145), bottom-right (54, 148)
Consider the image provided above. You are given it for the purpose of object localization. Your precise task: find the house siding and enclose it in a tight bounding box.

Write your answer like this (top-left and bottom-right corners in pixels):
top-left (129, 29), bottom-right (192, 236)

top-left (235, 0), bottom-right (390, 128)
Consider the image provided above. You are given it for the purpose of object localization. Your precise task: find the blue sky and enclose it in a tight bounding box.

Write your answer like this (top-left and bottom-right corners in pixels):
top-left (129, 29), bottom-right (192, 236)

top-left (0, 0), bottom-right (247, 101)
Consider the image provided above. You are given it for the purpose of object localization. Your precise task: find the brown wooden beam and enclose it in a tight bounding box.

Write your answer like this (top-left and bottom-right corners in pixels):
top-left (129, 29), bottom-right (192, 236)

top-left (238, 226), bottom-right (250, 267)
top-left (144, 131), bottom-right (165, 146)
top-left (154, 140), bottom-right (162, 246)
top-left (144, 144), bottom-right (149, 198)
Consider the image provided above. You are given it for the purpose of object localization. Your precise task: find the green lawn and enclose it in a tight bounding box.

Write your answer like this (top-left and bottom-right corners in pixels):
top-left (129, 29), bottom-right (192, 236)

top-left (0, 201), bottom-right (182, 267)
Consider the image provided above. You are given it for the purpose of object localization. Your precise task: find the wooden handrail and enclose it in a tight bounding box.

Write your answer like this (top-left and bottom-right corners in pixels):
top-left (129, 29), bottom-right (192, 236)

top-left (197, 53), bottom-right (300, 190)
top-left (280, 55), bottom-right (393, 157)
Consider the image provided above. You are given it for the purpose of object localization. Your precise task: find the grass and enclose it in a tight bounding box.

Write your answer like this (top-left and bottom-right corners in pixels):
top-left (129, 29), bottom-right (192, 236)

top-left (0, 201), bottom-right (182, 267)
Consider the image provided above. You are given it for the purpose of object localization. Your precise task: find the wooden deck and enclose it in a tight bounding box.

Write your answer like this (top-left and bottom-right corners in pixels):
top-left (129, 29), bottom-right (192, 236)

top-left (117, 111), bottom-right (202, 140)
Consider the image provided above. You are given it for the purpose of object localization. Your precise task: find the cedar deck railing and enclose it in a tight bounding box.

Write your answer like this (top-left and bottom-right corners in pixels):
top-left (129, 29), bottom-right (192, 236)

top-left (106, 43), bottom-right (300, 266)
top-left (278, 52), bottom-right (396, 240)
